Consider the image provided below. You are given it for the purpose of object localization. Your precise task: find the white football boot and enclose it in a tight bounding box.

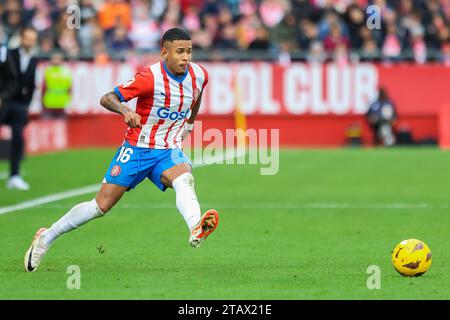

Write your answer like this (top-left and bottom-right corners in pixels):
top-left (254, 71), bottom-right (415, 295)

top-left (189, 209), bottom-right (219, 248)
top-left (7, 175), bottom-right (30, 191)
top-left (24, 228), bottom-right (50, 272)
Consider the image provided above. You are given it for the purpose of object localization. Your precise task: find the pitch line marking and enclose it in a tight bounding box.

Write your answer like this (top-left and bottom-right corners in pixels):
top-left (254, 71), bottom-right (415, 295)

top-left (16, 202), bottom-right (449, 210)
top-left (0, 149), bottom-right (246, 216)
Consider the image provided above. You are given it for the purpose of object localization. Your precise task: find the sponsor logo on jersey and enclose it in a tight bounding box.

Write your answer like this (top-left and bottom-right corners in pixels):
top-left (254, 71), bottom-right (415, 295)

top-left (156, 108), bottom-right (191, 120)
top-left (110, 165), bottom-right (121, 177)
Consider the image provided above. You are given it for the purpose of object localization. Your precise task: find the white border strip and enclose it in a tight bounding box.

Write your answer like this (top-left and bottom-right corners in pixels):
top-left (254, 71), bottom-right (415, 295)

top-left (15, 202), bottom-right (450, 210)
top-left (0, 184), bottom-right (100, 215)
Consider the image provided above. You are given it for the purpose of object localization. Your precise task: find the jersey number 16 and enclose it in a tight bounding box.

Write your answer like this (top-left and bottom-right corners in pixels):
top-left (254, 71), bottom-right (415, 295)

top-left (116, 147), bottom-right (133, 163)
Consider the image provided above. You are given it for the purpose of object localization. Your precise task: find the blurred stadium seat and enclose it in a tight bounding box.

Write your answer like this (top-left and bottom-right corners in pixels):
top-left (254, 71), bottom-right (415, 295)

top-left (0, 0), bottom-right (448, 62)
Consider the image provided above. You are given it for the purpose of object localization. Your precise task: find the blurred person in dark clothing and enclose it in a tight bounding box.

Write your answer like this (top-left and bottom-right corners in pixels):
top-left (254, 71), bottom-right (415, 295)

top-left (360, 38), bottom-right (381, 62)
top-left (269, 13), bottom-right (297, 49)
top-left (291, 0), bottom-right (316, 22)
top-left (0, 44), bottom-right (18, 118)
top-left (106, 24), bottom-right (133, 57)
top-left (3, 7), bottom-right (23, 48)
top-left (344, 4), bottom-right (365, 49)
top-left (191, 29), bottom-right (213, 50)
top-left (0, 27), bottom-right (38, 190)
top-left (214, 22), bottom-right (239, 49)
top-left (366, 87), bottom-right (397, 147)
top-left (323, 21), bottom-right (350, 54)
top-left (297, 19), bottom-right (319, 50)
top-left (248, 26), bottom-right (271, 50)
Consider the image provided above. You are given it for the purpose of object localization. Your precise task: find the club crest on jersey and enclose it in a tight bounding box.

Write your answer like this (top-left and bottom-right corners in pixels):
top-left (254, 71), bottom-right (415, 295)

top-left (110, 165), bottom-right (121, 177)
top-left (193, 88), bottom-right (201, 102)
top-left (156, 108), bottom-right (190, 120)
top-left (122, 77), bottom-right (135, 88)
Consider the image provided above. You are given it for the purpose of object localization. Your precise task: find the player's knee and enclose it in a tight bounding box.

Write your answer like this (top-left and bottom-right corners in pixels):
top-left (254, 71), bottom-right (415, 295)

top-left (184, 172), bottom-right (194, 186)
top-left (175, 172), bottom-right (195, 187)
top-left (94, 198), bottom-right (109, 215)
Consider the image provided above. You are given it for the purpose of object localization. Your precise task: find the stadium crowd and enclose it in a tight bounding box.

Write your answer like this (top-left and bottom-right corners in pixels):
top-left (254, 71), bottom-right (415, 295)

top-left (0, 0), bottom-right (449, 64)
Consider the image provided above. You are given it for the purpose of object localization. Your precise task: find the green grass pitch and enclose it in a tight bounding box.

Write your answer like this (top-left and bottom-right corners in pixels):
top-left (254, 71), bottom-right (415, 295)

top-left (1, 147), bottom-right (450, 299)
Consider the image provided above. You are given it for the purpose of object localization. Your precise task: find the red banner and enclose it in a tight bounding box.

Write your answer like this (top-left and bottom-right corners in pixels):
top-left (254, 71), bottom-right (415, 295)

top-left (29, 62), bottom-right (450, 117)
top-left (1, 62), bottom-right (445, 153)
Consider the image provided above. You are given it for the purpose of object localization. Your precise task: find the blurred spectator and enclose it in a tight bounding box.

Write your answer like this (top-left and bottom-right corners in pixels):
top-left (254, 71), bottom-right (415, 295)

top-left (2, 0), bottom-right (23, 48)
top-left (80, 0), bottom-right (97, 22)
top-left (345, 4), bottom-right (365, 49)
top-left (181, 3), bottom-right (202, 32)
top-left (191, 29), bottom-right (213, 50)
top-left (333, 42), bottom-right (349, 66)
top-left (30, 3), bottom-right (52, 33)
top-left (94, 47), bottom-right (111, 64)
top-left (0, 43), bottom-right (18, 119)
top-left (217, 5), bottom-right (233, 25)
top-left (214, 22), bottom-right (239, 50)
top-left (443, 40), bottom-right (450, 66)
top-left (297, 19), bottom-right (319, 50)
top-left (236, 13), bottom-right (262, 49)
top-left (359, 25), bottom-right (374, 48)
top-left (307, 40), bottom-right (326, 63)
top-left (179, 0), bottom-right (204, 15)
top-left (41, 51), bottom-right (72, 118)
top-left (259, 0), bottom-right (290, 28)
top-left (98, 0), bottom-right (132, 31)
top-left (291, 0), bottom-right (316, 22)
top-left (201, 12), bottom-right (219, 44)
top-left (0, 0), bottom-right (447, 63)
top-left (239, 0), bottom-right (257, 17)
top-left (224, 0), bottom-right (241, 16)
top-left (160, 0), bottom-right (181, 32)
top-left (129, 2), bottom-right (160, 51)
top-left (78, 13), bottom-right (103, 56)
top-left (360, 38), bottom-right (381, 62)
top-left (57, 29), bottom-right (80, 59)
top-left (0, 25), bottom-right (6, 45)
top-left (318, 9), bottom-right (348, 41)
top-left (278, 40), bottom-right (293, 66)
top-left (149, 0), bottom-right (167, 20)
top-left (269, 13), bottom-right (297, 49)
top-left (412, 33), bottom-right (427, 64)
top-left (382, 22), bottom-right (402, 61)
top-left (323, 21), bottom-right (350, 53)
top-left (39, 32), bottom-right (56, 55)
top-left (107, 23), bottom-right (133, 56)
top-left (248, 26), bottom-right (271, 50)
top-left (426, 13), bottom-right (446, 49)
top-left (366, 87), bottom-right (397, 147)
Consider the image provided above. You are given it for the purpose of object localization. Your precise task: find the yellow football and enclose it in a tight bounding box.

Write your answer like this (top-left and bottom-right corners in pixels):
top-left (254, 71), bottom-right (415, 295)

top-left (392, 239), bottom-right (432, 276)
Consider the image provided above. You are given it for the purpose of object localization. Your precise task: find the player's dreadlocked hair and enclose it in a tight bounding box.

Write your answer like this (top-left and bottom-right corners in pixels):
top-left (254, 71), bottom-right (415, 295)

top-left (161, 28), bottom-right (191, 47)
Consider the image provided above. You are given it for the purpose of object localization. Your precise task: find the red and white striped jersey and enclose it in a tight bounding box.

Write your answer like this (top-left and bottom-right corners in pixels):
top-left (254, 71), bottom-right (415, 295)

top-left (114, 61), bottom-right (208, 149)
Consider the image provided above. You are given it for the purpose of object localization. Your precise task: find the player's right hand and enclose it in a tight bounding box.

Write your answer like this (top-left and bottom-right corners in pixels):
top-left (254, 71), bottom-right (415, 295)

top-left (123, 111), bottom-right (142, 128)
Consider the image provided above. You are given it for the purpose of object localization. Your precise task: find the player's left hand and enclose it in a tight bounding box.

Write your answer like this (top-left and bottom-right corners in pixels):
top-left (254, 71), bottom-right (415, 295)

top-left (181, 129), bottom-right (191, 141)
top-left (123, 111), bottom-right (142, 128)
top-left (181, 122), bottom-right (194, 140)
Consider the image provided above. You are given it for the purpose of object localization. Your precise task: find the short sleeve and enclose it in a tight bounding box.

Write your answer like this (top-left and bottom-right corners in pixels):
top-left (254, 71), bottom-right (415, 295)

top-left (114, 68), bottom-right (154, 102)
top-left (198, 64), bottom-right (208, 91)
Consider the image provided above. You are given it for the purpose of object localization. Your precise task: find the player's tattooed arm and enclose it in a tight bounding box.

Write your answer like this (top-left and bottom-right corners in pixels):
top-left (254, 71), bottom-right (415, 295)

top-left (187, 92), bottom-right (203, 125)
top-left (100, 91), bottom-right (142, 128)
top-left (182, 92), bottom-right (203, 140)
